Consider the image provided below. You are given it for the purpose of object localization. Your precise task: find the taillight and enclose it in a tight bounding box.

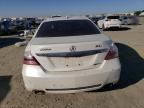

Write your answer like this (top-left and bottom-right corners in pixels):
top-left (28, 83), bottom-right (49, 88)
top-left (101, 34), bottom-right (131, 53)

top-left (23, 51), bottom-right (40, 65)
top-left (105, 45), bottom-right (118, 60)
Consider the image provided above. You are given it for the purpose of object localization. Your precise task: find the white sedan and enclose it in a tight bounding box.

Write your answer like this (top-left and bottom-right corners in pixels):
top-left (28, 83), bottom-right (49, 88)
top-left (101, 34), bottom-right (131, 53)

top-left (22, 16), bottom-right (121, 93)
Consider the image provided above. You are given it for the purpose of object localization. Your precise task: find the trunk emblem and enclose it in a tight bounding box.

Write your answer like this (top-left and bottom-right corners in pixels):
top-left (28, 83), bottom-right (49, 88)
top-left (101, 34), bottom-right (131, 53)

top-left (70, 46), bottom-right (76, 52)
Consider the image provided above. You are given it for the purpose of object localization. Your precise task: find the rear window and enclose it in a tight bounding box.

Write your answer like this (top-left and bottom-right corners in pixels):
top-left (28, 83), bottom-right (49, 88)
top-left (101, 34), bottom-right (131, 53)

top-left (36, 20), bottom-right (100, 37)
top-left (107, 16), bottom-right (120, 19)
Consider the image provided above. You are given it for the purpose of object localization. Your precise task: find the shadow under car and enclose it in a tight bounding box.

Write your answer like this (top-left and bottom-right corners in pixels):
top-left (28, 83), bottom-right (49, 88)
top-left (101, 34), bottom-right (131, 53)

top-left (0, 75), bottom-right (12, 104)
top-left (91, 43), bottom-right (144, 92)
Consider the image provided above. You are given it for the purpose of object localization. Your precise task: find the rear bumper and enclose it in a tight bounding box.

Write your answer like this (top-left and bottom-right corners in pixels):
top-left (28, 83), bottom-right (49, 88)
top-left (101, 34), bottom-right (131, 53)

top-left (22, 58), bottom-right (121, 93)
top-left (105, 23), bottom-right (121, 29)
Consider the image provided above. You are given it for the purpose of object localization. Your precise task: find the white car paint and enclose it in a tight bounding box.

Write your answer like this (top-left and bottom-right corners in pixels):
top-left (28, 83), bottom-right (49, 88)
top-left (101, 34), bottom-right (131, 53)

top-left (22, 16), bottom-right (121, 93)
top-left (97, 16), bottom-right (122, 30)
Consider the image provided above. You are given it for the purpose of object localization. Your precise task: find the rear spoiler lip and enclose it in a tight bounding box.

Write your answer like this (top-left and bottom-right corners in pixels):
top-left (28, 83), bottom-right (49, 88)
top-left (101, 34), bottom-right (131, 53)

top-left (36, 49), bottom-right (108, 57)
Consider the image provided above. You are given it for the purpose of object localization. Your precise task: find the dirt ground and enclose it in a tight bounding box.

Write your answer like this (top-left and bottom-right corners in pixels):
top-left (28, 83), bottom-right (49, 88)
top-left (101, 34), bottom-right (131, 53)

top-left (0, 20), bottom-right (144, 108)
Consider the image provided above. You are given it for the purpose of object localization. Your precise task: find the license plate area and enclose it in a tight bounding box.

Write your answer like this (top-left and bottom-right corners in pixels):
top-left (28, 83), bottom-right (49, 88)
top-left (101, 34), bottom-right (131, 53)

top-left (49, 55), bottom-right (94, 69)
top-left (64, 57), bottom-right (82, 67)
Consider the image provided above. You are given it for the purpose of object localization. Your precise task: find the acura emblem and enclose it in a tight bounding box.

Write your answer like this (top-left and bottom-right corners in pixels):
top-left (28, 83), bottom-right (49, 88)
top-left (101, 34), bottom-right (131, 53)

top-left (70, 46), bottom-right (76, 52)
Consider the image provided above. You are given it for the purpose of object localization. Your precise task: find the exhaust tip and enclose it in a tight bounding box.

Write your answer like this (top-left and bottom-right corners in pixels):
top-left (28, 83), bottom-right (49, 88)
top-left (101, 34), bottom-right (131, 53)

top-left (32, 90), bottom-right (45, 95)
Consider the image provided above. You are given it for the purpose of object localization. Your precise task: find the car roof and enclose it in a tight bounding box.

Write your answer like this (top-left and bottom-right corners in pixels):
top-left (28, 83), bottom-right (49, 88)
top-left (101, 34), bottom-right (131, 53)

top-left (43, 16), bottom-right (89, 22)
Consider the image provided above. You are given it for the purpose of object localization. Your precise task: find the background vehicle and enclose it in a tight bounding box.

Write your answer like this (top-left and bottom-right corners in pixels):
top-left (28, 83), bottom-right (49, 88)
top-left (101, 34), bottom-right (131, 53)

top-left (97, 15), bottom-right (122, 30)
top-left (89, 16), bottom-right (101, 25)
top-left (120, 16), bottom-right (139, 25)
top-left (22, 17), bottom-right (121, 93)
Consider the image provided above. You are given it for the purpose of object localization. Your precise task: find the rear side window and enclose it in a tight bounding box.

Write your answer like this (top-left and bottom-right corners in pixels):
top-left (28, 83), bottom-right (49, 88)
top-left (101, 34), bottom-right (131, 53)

top-left (36, 20), bottom-right (100, 37)
top-left (107, 16), bottom-right (120, 19)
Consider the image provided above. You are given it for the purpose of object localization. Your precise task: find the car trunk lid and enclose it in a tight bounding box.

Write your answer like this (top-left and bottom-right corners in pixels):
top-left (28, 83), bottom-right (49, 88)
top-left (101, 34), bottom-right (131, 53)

top-left (30, 34), bottom-right (112, 72)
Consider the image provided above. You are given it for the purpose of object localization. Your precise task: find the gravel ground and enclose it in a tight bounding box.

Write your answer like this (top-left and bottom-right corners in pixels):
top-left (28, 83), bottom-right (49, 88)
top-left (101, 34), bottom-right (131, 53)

top-left (0, 22), bottom-right (144, 108)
